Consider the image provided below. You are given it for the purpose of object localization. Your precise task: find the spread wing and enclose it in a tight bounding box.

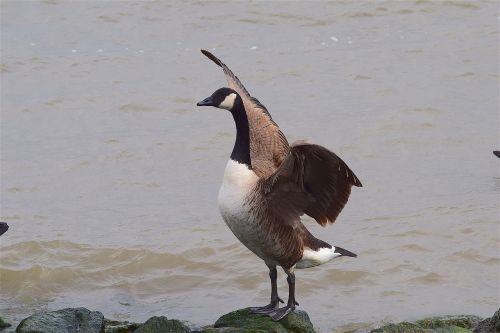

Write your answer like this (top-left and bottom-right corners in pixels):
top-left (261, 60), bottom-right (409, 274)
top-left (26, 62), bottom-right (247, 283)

top-left (201, 50), bottom-right (289, 178)
top-left (262, 141), bottom-right (362, 227)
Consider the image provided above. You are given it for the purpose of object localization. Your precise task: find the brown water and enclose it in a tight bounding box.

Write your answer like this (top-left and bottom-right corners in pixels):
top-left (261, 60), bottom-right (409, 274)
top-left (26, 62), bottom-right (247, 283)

top-left (1, 1), bottom-right (499, 331)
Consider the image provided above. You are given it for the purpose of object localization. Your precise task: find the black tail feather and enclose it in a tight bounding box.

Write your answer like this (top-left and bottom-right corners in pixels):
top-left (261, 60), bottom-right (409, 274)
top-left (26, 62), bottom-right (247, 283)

top-left (334, 246), bottom-right (357, 257)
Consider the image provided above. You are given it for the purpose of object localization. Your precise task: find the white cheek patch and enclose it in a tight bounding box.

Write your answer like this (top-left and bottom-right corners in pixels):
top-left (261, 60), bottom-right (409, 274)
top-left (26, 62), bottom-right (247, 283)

top-left (219, 93), bottom-right (237, 110)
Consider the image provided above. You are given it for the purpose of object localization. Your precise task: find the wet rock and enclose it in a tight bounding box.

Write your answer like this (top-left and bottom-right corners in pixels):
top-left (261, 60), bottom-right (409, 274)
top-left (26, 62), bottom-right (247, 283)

top-left (473, 308), bottom-right (500, 333)
top-left (417, 315), bottom-right (482, 330)
top-left (16, 308), bottom-right (104, 333)
top-left (371, 321), bottom-right (426, 333)
top-left (134, 316), bottom-right (190, 333)
top-left (195, 328), bottom-right (249, 333)
top-left (371, 315), bottom-right (482, 333)
top-left (104, 319), bottom-right (141, 333)
top-left (197, 308), bottom-right (315, 333)
top-left (0, 316), bottom-right (12, 330)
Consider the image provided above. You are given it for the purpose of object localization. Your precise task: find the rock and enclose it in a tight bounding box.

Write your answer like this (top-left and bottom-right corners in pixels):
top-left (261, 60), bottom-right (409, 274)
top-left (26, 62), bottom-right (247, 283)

top-left (104, 319), bottom-right (141, 333)
top-left (198, 308), bottom-right (315, 333)
top-left (371, 315), bottom-right (483, 333)
top-left (16, 307), bottom-right (104, 333)
top-left (0, 316), bottom-right (12, 330)
top-left (417, 315), bottom-right (483, 330)
top-left (195, 328), bottom-right (249, 333)
top-left (134, 316), bottom-right (190, 333)
top-left (430, 327), bottom-right (471, 333)
top-left (473, 308), bottom-right (500, 333)
top-left (371, 321), bottom-right (426, 333)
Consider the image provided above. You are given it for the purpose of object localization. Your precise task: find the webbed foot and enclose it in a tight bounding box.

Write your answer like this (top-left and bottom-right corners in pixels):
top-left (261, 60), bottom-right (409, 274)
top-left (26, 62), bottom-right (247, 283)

top-left (269, 304), bottom-right (295, 321)
top-left (249, 297), bottom-right (284, 314)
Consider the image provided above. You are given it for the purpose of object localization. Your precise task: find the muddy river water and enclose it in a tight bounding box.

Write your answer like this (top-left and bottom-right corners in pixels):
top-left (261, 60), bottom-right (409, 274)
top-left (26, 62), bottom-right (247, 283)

top-left (1, 1), bottom-right (498, 331)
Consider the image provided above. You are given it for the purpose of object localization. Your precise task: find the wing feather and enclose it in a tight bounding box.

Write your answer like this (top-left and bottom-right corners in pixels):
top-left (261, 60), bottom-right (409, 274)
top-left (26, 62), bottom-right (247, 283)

top-left (262, 141), bottom-right (362, 227)
top-left (201, 50), bottom-right (289, 178)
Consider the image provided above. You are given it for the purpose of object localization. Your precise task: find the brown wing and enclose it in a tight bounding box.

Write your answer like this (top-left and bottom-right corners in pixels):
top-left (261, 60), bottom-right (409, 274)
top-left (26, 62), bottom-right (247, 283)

top-left (201, 50), bottom-right (289, 178)
top-left (262, 141), bottom-right (362, 227)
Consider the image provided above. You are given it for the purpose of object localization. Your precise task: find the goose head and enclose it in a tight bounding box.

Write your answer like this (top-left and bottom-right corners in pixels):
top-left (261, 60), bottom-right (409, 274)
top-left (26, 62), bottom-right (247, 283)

top-left (197, 87), bottom-right (241, 111)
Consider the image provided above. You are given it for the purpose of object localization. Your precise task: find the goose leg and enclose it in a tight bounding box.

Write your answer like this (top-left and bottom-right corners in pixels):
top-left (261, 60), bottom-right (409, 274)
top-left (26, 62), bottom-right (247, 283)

top-left (269, 269), bottom-right (297, 321)
top-left (249, 266), bottom-right (284, 314)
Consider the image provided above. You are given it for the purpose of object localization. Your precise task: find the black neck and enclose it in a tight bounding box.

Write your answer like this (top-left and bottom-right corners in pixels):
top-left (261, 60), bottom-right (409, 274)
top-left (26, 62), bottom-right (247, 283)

top-left (229, 97), bottom-right (251, 168)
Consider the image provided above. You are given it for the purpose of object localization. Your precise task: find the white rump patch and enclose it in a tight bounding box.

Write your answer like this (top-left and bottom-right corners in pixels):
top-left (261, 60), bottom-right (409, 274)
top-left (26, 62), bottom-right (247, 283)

top-left (296, 246), bottom-right (342, 269)
top-left (219, 93), bottom-right (237, 110)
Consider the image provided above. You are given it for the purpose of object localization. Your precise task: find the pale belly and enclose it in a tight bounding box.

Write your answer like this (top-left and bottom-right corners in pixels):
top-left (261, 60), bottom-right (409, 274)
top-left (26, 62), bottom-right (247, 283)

top-left (217, 160), bottom-right (276, 264)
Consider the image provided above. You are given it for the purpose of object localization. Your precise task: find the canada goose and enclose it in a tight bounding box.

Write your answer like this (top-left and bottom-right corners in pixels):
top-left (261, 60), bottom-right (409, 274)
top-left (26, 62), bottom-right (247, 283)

top-left (196, 50), bottom-right (362, 321)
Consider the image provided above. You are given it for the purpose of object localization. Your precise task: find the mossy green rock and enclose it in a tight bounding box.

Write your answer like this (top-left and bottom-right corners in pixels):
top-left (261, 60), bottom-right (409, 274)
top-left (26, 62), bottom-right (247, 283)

top-left (432, 326), bottom-right (471, 333)
top-left (195, 328), bottom-right (258, 333)
top-left (0, 316), bottom-right (12, 330)
top-left (134, 316), bottom-right (190, 333)
top-left (416, 315), bottom-right (482, 330)
top-left (210, 308), bottom-right (315, 333)
top-left (371, 321), bottom-right (426, 333)
top-left (371, 315), bottom-right (483, 333)
top-left (104, 319), bottom-right (141, 333)
top-left (16, 308), bottom-right (104, 333)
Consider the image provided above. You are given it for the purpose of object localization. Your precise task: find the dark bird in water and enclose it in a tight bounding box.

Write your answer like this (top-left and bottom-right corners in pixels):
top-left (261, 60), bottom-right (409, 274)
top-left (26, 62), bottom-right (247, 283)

top-left (196, 50), bottom-right (362, 321)
top-left (493, 151), bottom-right (500, 158)
top-left (0, 222), bottom-right (9, 236)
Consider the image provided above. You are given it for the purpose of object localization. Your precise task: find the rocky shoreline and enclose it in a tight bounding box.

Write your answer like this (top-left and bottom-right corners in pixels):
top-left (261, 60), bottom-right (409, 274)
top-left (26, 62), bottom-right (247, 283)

top-left (0, 307), bottom-right (498, 333)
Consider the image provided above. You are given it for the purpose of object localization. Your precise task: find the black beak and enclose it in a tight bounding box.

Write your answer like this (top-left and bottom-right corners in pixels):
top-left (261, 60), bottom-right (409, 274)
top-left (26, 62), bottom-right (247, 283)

top-left (197, 96), bottom-right (214, 107)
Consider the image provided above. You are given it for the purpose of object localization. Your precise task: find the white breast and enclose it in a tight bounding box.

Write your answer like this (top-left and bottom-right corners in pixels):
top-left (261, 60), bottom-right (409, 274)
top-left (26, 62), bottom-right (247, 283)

top-left (218, 159), bottom-right (258, 220)
top-left (218, 159), bottom-right (269, 257)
